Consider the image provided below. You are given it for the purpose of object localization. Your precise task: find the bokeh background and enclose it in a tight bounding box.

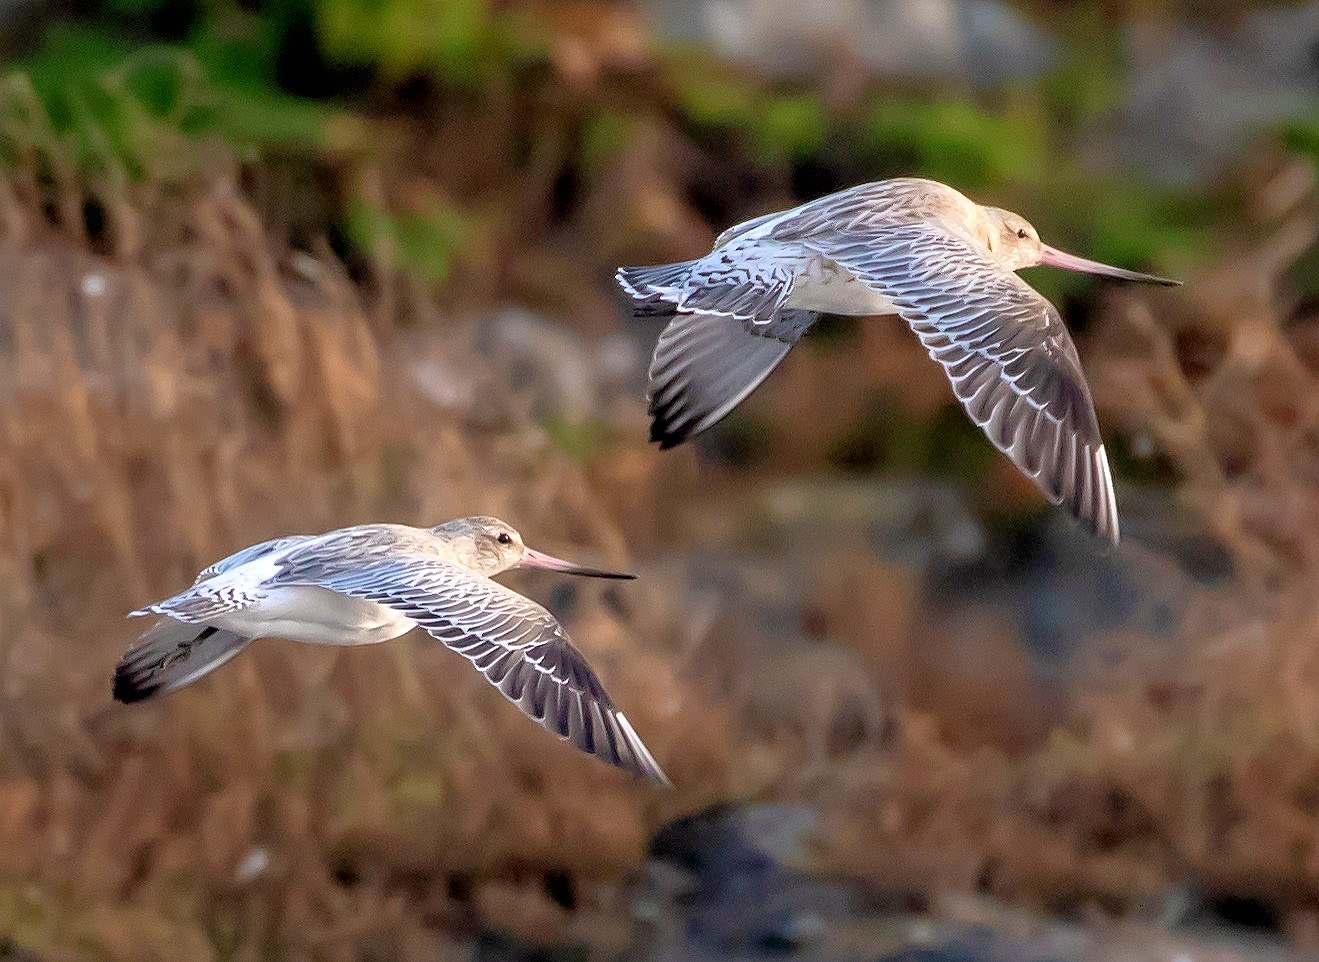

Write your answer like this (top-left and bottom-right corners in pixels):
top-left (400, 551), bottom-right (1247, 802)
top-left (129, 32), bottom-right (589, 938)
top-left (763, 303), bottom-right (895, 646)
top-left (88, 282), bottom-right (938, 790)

top-left (0, 0), bottom-right (1315, 959)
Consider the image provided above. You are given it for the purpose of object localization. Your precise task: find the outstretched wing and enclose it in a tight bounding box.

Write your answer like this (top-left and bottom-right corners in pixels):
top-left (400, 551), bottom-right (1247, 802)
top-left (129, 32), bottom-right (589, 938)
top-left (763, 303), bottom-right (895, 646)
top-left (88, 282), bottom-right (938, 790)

top-left (194, 535), bottom-right (310, 583)
top-left (647, 308), bottom-right (817, 449)
top-left (784, 221), bottom-right (1119, 544)
top-left (113, 622), bottom-right (251, 703)
top-left (713, 207), bottom-right (788, 248)
top-left (281, 557), bottom-right (671, 786)
top-left (132, 526), bottom-right (413, 622)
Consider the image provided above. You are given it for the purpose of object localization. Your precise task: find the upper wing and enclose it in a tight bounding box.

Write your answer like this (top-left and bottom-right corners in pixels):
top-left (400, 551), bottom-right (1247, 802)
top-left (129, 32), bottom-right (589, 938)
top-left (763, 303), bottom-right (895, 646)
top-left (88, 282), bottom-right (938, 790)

top-left (783, 221), bottom-right (1119, 544)
top-left (194, 535), bottom-right (310, 584)
top-left (647, 308), bottom-right (817, 449)
top-left (136, 526), bottom-right (411, 622)
top-left (713, 208), bottom-right (787, 248)
top-left (282, 557), bottom-right (671, 786)
top-left (134, 545), bottom-right (294, 621)
top-left (616, 248), bottom-right (794, 323)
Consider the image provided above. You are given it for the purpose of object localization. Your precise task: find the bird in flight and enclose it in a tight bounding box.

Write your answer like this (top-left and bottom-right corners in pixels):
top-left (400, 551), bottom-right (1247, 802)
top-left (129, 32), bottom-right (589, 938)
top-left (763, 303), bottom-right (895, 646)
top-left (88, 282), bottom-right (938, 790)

top-left (617, 177), bottom-right (1180, 545)
top-left (114, 516), bottom-right (670, 786)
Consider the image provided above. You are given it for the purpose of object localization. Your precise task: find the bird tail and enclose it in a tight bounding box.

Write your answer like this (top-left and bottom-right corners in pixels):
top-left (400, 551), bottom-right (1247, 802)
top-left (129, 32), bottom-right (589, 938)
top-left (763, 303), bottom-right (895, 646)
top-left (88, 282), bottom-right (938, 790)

top-left (615, 261), bottom-right (697, 316)
top-left (113, 618), bottom-right (251, 703)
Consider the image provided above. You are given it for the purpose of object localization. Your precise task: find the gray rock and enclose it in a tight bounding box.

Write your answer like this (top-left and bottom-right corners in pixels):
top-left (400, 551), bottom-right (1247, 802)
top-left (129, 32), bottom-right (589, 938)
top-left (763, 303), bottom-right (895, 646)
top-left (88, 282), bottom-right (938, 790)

top-left (638, 0), bottom-right (1058, 85)
top-left (409, 308), bottom-right (646, 426)
top-left (857, 0), bottom-right (1058, 86)
top-left (1109, 7), bottom-right (1319, 185)
top-left (756, 476), bottom-right (987, 569)
top-left (644, 803), bottom-right (863, 958)
top-left (482, 307), bottom-right (645, 421)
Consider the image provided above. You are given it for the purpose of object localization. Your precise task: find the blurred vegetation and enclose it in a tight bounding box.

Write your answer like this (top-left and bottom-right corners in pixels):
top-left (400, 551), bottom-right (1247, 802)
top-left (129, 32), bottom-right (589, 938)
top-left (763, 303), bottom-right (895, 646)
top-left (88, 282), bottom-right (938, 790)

top-left (3, 0), bottom-right (1289, 292)
top-left (0, 2), bottom-right (1315, 959)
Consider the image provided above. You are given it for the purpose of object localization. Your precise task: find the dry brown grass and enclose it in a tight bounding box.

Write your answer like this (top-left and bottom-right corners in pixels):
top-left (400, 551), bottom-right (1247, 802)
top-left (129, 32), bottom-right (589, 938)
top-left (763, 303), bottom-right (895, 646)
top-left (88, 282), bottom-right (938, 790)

top-left (0, 163), bottom-right (753, 960)
top-left (0, 104), bottom-right (1315, 959)
top-left (814, 157), bottom-right (1319, 942)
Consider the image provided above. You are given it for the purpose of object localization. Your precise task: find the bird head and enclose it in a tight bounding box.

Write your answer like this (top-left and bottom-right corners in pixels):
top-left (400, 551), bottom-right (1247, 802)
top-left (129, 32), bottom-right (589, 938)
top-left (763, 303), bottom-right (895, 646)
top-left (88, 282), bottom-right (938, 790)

top-left (431, 516), bottom-right (635, 579)
top-left (980, 205), bottom-right (1180, 285)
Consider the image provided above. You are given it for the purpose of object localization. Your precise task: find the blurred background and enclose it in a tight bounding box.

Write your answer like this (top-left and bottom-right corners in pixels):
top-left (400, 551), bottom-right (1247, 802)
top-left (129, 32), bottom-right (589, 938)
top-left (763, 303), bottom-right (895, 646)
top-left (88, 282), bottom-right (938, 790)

top-left (0, 0), bottom-right (1315, 959)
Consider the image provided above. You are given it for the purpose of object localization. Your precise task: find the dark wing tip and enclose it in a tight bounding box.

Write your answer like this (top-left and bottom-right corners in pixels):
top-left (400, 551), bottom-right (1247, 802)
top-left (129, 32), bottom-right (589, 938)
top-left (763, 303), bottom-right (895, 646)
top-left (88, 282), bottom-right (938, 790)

top-left (649, 399), bottom-right (695, 450)
top-left (969, 373), bottom-right (1120, 547)
top-left (1036, 431), bottom-right (1120, 547)
top-left (644, 310), bottom-right (805, 453)
top-left (112, 657), bottom-right (163, 704)
top-left (566, 694), bottom-right (672, 787)
top-left (495, 645), bottom-right (672, 787)
top-left (568, 693), bottom-right (672, 787)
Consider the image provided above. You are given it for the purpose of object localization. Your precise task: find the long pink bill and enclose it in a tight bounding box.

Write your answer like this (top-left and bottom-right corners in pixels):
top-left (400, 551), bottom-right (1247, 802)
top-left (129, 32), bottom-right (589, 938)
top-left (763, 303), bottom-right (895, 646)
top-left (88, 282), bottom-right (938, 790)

top-left (1039, 244), bottom-right (1181, 286)
top-left (518, 547), bottom-right (636, 580)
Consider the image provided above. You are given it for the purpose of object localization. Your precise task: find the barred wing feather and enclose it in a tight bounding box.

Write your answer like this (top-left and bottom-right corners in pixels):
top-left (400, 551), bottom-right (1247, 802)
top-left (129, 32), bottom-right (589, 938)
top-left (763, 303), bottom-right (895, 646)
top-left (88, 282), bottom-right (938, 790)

top-left (289, 558), bottom-right (671, 786)
top-left (788, 222), bottom-right (1119, 544)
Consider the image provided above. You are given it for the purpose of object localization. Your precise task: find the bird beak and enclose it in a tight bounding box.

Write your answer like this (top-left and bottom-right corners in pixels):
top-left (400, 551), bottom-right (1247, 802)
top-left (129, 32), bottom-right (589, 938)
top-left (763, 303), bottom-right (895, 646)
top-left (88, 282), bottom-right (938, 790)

top-left (518, 547), bottom-right (636, 580)
top-left (1038, 244), bottom-right (1181, 286)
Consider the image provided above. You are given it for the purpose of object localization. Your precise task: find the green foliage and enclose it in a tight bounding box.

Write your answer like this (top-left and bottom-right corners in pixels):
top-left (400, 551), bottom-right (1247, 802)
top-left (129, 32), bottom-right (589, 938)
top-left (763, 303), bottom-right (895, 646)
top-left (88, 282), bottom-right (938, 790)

top-left (104, 0), bottom-right (196, 16)
top-left (830, 396), bottom-right (996, 480)
top-left (756, 93), bottom-right (829, 162)
top-left (670, 56), bottom-right (828, 164)
top-left (1281, 113), bottom-right (1319, 170)
top-left (0, 22), bottom-right (340, 181)
top-left (579, 109), bottom-right (638, 172)
top-left (187, 19), bottom-right (349, 152)
top-left (1037, 7), bottom-right (1125, 127)
top-left (345, 195), bottom-right (474, 284)
top-left (670, 55), bottom-right (759, 128)
top-left (1084, 184), bottom-right (1207, 270)
top-left (860, 96), bottom-right (1048, 191)
top-left (313, 0), bottom-right (536, 84)
top-left (4, 0), bottom-right (1295, 302)
top-left (543, 413), bottom-right (609, 463)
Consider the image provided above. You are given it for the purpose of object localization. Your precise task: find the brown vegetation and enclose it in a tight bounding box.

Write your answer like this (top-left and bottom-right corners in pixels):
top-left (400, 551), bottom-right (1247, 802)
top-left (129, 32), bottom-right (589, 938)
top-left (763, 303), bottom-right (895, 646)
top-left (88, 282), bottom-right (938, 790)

top-left (815, 156), bottom-right (1319, 942)
top-left (0, 104), bottom-right (1314, 962)
top-left (0, 168), bottom-right (745, 960)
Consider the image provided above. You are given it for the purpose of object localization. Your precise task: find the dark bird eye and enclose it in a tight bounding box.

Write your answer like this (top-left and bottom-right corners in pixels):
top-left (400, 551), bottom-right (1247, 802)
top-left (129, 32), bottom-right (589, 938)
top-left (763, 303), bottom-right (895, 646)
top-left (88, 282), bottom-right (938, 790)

top-left (1017, 228), bottom-right (1028, 239)
top-left (497, 532), bottom-right (512, 545)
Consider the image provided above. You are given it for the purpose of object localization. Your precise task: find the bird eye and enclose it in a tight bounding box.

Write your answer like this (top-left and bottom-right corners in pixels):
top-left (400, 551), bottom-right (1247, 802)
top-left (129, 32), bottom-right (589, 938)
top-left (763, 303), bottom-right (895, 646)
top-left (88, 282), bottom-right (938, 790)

top-left (1017, 228), bottom-right (1028, 239)
top-left (497, 532), bottom-right (512, 545)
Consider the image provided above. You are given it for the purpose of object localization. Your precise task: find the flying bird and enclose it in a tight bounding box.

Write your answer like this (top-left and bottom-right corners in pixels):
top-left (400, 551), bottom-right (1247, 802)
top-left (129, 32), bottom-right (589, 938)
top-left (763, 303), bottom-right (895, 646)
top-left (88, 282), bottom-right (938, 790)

top-left (617, 177), bottom-right (1180, 545)
top-left (114, 516), bottom-right (669, 786)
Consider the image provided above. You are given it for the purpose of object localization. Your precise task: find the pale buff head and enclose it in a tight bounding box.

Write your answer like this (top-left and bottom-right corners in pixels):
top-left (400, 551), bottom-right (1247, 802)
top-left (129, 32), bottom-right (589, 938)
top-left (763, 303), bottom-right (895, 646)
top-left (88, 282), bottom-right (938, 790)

top-left (430, 516), bottom-right (635, 579)
top-left (976, 203), bottom-right (1179, 285)
top-left (978, 206), bottom-right (1044, 271)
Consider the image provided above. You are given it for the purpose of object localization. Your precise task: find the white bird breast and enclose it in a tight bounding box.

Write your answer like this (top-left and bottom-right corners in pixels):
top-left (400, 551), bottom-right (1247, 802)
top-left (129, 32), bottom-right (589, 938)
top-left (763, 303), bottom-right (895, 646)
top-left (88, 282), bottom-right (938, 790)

top-left (211, 586), bottom-right (417, 646)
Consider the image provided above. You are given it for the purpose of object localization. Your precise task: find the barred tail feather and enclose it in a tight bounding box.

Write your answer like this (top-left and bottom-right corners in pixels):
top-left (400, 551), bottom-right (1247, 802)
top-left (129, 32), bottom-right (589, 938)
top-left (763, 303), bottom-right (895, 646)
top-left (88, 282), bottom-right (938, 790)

top-left (615, 261), bottom-right (697, 315)
top-left (113, 619), bottom-right (251, 703)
